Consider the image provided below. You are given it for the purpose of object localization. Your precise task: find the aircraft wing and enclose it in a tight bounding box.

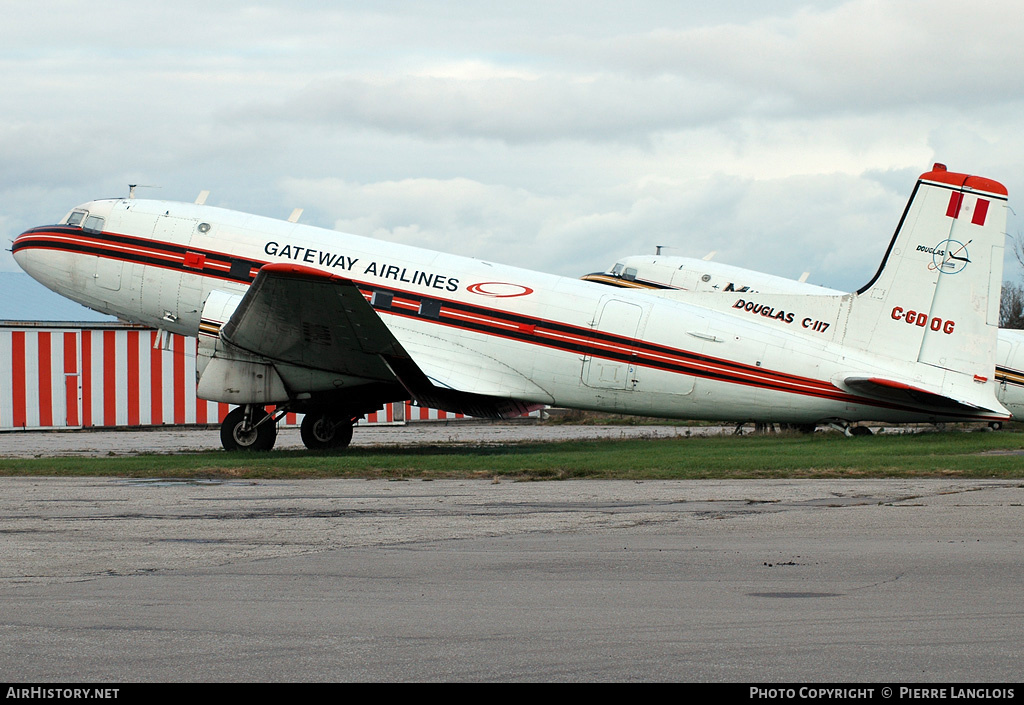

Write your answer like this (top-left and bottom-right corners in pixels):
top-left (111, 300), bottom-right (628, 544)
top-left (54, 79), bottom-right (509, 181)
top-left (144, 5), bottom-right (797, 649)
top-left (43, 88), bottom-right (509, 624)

top-left (222, 263), bottom-right (409, 383)
top-left (218, 263), bottom-right (545, 418)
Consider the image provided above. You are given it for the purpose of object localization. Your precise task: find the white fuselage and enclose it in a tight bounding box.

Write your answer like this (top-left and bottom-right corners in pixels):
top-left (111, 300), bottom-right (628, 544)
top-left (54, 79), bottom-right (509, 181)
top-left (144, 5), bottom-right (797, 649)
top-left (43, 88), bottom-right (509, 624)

top-left (12, 197), bottom-right (1008, 425)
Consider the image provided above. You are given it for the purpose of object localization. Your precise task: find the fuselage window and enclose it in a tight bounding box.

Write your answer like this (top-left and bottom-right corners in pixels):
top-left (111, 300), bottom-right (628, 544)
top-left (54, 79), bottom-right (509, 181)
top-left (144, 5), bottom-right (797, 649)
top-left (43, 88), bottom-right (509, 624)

top-left (419, 299), bottom-right (442, 319)
top-left (66, 210), bottom-right (87, 227)
top-left (229, 260), bottom-right (252, 280)
top-left (83, 215), bottom-right (105, 234)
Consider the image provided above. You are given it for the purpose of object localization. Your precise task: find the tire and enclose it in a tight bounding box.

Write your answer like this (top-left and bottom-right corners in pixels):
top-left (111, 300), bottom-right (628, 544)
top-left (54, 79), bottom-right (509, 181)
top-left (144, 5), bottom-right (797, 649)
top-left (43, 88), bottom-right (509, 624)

top-left (849, 425), bottom-right (873, 437)
top-left (300, 413), bottom-right (354, 450)
top-left (220, 406), bottom-right (277, 451)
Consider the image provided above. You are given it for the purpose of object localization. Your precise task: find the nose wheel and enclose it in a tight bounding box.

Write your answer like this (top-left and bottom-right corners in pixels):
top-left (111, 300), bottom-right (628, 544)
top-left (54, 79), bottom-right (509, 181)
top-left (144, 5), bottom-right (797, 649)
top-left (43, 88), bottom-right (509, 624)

top-left (220, 406), bottom-right (278, 451)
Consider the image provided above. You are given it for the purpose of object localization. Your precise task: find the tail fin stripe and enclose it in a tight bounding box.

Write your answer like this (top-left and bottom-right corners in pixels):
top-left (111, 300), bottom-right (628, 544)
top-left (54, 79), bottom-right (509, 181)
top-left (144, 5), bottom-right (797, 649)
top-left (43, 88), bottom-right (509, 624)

top-left (972, 198), bottom-right (990, 226)
top-left (946, 191), bottom-right (964, 218)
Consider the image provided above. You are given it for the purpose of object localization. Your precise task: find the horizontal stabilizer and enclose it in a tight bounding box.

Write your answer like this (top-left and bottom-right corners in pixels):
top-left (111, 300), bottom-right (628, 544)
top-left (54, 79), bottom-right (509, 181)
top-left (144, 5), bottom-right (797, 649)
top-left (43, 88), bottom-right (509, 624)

top-left (843, 376), bottom-right (994, 413)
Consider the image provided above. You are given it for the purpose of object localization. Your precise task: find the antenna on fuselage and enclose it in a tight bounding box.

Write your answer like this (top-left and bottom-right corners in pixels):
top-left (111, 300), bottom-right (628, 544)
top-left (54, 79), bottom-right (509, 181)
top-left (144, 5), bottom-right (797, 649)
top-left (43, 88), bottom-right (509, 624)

top-left (128, 184), bottom-right (160, 199)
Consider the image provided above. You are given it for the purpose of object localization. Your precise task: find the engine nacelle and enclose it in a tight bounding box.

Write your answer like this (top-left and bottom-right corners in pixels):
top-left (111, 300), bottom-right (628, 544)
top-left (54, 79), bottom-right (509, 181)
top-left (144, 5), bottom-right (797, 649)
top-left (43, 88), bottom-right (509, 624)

top-left (196, 290), bottom-right (289, 404)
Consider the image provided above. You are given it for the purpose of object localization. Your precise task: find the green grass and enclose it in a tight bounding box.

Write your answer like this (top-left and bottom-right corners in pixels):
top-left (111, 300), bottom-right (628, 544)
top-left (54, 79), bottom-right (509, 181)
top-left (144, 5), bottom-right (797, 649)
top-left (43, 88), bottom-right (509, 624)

top-left (2, 428), bottom-right (1023, 480)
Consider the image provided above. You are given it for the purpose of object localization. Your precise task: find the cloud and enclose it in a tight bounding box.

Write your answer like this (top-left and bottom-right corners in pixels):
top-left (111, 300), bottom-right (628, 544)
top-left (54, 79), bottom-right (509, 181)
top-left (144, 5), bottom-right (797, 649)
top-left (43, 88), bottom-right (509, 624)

top-left (563, 1), bottom-right (1024, 112)
top-left (246, 72), bottom-right (748, 143)
top-left (279, 175), bottom-right (572, 267)
top-left (2, 0), bottom-right (1022, 289)
top-left (218, 0), bottom-right (1024, 145)
top-left (276, 163), bottom-right (913, 292)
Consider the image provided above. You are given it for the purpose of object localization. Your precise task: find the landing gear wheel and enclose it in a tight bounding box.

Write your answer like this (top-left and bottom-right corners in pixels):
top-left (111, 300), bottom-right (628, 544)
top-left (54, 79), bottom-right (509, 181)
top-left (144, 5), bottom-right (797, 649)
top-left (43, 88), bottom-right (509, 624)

top-left (221, 406), bottom-right (277, 451)
top-left (849, 425), bottom-right (873, 437)
top-left (300, 413), bottom-right (354, 450)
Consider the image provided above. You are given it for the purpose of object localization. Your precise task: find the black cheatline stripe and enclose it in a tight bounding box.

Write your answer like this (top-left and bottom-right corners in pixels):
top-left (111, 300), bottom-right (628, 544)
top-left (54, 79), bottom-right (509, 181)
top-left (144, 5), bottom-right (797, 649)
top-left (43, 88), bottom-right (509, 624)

top-left (374, 300), bottom-right (908, 408)
top-left (17, 226), bottom-right (194, 259)
top-left (383, 305), bottom-right (954, 412)
top-left (25, 232), bottom-right (758, 382)
top-left (19, 230), bottom-right (1003, 418)
top-left (16, 237), bottom-right (253, 285)
top-left (374, 291), bottom-right (1010, 417)
top-left (16, 237), bottom-right (188, 270)
top-left (15, 230), bottom-right (262, 284)
top-left (365, 281), bottom-right (835, 392)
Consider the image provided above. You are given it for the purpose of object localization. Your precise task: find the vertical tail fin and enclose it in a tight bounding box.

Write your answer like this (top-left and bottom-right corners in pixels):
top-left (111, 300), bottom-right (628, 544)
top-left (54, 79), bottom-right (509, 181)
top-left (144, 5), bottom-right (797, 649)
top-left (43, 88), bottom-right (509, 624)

top-left (844, 164), bottom-right (1007, 383)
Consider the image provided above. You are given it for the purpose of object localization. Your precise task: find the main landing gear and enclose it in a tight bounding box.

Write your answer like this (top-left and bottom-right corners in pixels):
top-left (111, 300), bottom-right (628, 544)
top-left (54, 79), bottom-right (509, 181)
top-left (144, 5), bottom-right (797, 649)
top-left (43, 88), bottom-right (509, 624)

top-left (826, 421), bottom-right (873, 437)
top-left (300, 412), bottom-right (355, 450)
top-left (221, 405), bottom-right (278, 451)
top-left (219, 405), bottom-right (357, 452)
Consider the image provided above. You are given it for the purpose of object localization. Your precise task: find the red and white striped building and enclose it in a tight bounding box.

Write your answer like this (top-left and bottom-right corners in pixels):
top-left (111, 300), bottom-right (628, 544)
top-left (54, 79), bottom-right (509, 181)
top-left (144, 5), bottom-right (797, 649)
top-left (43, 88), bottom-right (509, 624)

top-left (1, 322), bottom-right (474, 431)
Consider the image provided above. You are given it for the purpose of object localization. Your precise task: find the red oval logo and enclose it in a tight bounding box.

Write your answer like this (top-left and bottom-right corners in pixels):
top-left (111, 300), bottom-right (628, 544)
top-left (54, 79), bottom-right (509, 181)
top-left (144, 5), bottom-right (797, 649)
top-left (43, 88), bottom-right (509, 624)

top-left (466, 282), bottom-right (534, 298)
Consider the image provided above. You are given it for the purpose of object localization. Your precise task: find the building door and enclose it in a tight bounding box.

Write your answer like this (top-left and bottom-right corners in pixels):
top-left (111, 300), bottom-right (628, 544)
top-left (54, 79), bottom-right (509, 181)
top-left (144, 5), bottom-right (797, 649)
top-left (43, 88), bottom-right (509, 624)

top-left (63, 331), bottom-right (82, 428)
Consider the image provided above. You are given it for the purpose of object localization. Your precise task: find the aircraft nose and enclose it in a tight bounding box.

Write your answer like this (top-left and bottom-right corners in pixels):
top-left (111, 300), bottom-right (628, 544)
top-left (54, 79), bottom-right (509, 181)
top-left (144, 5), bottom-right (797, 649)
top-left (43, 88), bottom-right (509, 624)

top-left (12, 228), bottom-right (41, 273)
top-left (12, 226), bottom-right (65, 288)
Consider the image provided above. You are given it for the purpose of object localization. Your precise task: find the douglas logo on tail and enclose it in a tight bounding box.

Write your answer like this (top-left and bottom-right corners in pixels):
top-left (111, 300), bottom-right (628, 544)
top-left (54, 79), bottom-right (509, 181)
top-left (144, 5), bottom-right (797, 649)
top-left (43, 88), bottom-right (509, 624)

top-left (14, 164), bottom-right (1010, 450)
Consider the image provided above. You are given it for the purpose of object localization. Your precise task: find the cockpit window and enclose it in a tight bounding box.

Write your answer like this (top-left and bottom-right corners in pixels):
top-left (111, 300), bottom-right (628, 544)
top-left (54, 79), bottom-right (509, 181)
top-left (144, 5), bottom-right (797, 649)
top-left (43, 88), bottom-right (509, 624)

top-left (66, 210), bottom-right (87, 227)
top-left (83, 215), bottom-right (105, 234)
top-left (622, 267), bottom-right (637, 281)
top-left (610, 262), bottom-right (625, 276)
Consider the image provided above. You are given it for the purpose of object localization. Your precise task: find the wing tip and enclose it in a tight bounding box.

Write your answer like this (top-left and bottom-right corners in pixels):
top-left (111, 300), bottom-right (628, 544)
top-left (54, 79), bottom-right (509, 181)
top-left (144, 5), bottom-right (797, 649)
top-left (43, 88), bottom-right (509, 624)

top-left (259, 262), bottom-right (352, 282)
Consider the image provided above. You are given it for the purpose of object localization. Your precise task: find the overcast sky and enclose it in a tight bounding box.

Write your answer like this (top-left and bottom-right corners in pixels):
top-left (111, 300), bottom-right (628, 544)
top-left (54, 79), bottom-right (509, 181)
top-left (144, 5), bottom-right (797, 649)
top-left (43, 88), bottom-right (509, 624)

top-left (4, 0), bottom-right (1023, 293)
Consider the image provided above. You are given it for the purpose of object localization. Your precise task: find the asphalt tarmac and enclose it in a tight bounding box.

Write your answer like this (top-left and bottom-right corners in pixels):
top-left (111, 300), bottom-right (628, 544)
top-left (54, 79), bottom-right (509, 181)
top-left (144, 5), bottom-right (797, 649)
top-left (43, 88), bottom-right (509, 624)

top-left (0, 425), bottom-right (1020, 683)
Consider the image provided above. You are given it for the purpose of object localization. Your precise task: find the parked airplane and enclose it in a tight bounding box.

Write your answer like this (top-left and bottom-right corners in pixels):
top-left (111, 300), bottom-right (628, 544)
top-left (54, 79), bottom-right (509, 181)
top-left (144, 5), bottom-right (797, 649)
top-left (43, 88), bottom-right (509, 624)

top-left (12, 164), bottom-right (1010, 449)
top-left (581, 246), bottom-right (1024, 424)
top-left (582, 254), bottom-right (845, 296)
